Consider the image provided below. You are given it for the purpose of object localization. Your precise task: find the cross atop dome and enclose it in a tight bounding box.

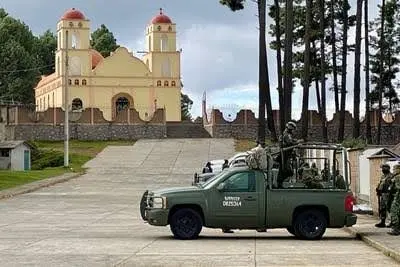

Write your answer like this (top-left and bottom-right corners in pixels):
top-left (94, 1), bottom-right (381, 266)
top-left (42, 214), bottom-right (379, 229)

top-left (151, 8), bottom-right (172, 24)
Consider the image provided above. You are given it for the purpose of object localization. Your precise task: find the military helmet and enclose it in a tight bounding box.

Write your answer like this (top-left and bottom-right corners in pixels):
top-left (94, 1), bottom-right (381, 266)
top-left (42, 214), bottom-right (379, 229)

top-left (286, 121), bottom-right (297, 130)
top-left (381, 163), bottom-right (390, 169)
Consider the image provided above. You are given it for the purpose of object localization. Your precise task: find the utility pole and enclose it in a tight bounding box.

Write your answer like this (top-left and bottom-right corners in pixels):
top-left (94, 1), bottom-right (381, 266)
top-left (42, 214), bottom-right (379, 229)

top-left (64, 30), bottom-right (69, 167)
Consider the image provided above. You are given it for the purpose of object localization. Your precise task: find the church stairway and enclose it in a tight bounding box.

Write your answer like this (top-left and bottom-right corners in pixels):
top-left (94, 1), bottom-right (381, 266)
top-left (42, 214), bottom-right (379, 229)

top-left (166, 122), bottom-right (211, 138)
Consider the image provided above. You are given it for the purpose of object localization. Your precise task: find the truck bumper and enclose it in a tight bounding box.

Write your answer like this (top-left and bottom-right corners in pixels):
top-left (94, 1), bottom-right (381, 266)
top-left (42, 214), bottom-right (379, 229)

top-left (345, 214), bottom-right (357, 227)
top-left (146, 209), bottom-right (169, 226)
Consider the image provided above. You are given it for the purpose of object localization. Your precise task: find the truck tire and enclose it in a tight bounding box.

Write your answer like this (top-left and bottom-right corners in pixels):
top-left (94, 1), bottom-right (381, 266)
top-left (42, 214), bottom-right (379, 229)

top-left (293, 209), bottom-right (327, 240)
top-left (170, 208), bottom-right (203, 240)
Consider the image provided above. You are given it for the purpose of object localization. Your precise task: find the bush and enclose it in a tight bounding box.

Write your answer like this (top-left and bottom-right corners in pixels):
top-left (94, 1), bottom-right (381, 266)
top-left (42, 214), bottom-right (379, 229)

top-left (31, 149), bottom-right (64, 170)
top-left (342, 138), bottom-right (367, 149)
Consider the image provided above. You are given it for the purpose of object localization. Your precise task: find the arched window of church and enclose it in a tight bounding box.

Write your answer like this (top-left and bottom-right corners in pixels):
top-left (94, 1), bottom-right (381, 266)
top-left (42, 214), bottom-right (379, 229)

top-left (161, 34), bottom-right (168, 52)
top-left (68, 79), bottom-right (72, 85)
top-left (52, 92), bottom-right (55, 107)
top-left (72, 98), bottom-right (83, 111)
top-left (58, 32), bottom-right (61, 49)
top-left (148, 36), bottom-right (152, 51)
top-left (161, 59), bottom-right (171, 77)
top-left (171, 81), bottom-right (176, 86)
top-left (36, 100), bottom-right (39, 110)
top-left (71, 32), bottom-right (80, 49)
top-left (157, 80), bottom-right (162, 86)
top-left (82, 79), bottom-right (87, 85)
top-left (69, 56), bottom-right (81, 76)
top-left (44, 97), bottom-right (46, 110)
top-left (164, 81), bottom-right (169, 86)
top-left (74, 79), bottom-right (79, 85)
top-left (116, 97), bottom-right (130, 114)
top-left (56, 56), bottom-right (60, 76)
top-left (47, 95), bottom-right (50, 108)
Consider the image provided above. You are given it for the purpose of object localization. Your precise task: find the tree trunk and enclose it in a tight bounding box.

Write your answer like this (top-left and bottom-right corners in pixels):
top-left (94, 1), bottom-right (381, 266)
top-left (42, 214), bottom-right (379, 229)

top-left (315, 79), bottom-right (322, 113)
top-left (312, 41), bottom-right (322, 114)
top-left (338, 0), bottom-right (349, 142)
top-left (377, 0), bottom-right (386, 145)
top-left (330, 0), bottom-right (339, 113)
top-left (284, 0), bottom-right (294, 123)
top-left (320, 0), bottom-right (328, 142)
top-left (274, 0), bottom-right (285, 134)
top-left (301, 0), bottom-right (312, 141)
top-left (258, 0), bottom-right (267, 144)
top-left (353, 0), bottom-right (363, 138)
top-left (364, 0), bottom-right (372, 144)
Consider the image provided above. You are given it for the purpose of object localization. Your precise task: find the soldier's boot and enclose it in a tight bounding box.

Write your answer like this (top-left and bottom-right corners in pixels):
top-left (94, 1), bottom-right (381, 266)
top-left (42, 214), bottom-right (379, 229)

top-left (375, 219), bottom-right (386, 228)
top-left (387, 222), bottom-right (393, 228)
top-left (387, 227), bottom-right (400, 236)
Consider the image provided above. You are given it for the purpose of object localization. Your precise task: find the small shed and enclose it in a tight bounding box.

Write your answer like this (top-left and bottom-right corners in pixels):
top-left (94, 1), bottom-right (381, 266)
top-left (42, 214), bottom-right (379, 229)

top-left (358, 147), bottom-right (399, 202)
top-left (0, 141), bottom-right (32, 171)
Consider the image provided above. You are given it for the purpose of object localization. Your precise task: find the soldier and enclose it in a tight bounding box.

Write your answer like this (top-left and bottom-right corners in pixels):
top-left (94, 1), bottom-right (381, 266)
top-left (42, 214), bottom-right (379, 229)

top-left (334, 170), bottom-right (346, 189)
top-left (388, 164), bottom-right (400, 235)
top-left (222, 159), bottom-right (229, 170)
top-left (375, 163), bottom-right (393, 228)
top-left (277, 121), bottom-right (303, 188)
top-left (202, 162), bottom-right (213, 174)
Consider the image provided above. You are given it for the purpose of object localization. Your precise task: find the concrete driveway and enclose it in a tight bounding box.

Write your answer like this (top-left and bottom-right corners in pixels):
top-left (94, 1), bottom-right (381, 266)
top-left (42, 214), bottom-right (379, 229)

top-left (0, 139), bottom-right (397, 266)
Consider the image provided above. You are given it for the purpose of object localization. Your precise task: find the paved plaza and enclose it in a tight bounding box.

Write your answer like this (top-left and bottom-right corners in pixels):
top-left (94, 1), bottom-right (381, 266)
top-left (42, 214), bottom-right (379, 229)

top-left (0, 139), bottom-right (397, 266)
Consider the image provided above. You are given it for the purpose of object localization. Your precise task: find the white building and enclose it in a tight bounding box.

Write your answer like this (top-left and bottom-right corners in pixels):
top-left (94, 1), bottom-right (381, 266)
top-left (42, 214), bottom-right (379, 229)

top-left (0, 141), bottom-right (32, 171)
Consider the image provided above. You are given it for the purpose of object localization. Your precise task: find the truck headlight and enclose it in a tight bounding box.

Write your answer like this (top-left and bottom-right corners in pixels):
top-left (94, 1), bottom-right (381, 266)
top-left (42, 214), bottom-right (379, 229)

top-left (152, 196), bottom-right (167, 209)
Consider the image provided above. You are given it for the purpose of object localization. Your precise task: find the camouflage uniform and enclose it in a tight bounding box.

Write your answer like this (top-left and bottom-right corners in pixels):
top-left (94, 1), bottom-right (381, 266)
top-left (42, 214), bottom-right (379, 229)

top-left (388, 164), bottom-right (400, 235)
top-left (302, 165), bottom-right (324, 189)
top-left (335, 172), bottom-right (346, 189)
top-left (375, 164), bottom-right (393, 227)
top-left (277, 122), bottom-right (300, 188)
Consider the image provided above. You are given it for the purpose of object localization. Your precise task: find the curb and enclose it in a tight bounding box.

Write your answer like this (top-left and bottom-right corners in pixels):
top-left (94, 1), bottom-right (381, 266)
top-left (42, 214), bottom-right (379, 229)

top-left (344, 227), bottom-right (400, 263)
top-left (0, 172), bottom-right (82, 201)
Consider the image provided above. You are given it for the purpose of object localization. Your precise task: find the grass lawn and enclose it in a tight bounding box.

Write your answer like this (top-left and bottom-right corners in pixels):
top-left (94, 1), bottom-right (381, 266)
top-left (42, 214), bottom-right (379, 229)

top-left (0, 140), bottom-right (135, 191)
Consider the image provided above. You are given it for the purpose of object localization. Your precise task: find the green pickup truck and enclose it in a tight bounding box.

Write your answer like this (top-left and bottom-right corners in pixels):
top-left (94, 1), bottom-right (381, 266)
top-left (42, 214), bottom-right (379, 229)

top-left (140, 143), bottom-right (357, 240)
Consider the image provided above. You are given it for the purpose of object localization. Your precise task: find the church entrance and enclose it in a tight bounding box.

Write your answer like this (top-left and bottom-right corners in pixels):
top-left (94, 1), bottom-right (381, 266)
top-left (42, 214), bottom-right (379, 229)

top-left (111, 93), bottom-right (134, 120)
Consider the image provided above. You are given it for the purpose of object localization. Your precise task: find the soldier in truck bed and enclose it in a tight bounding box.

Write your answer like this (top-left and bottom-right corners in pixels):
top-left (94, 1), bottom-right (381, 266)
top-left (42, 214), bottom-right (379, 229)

top-left (276, 121), bottom-right (303, 188)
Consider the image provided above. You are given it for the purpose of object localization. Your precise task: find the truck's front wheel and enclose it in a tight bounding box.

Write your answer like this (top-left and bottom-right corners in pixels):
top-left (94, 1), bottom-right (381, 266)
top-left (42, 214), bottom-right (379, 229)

top-left (293, 209), bottom-right (327, 240)
top-left (170, 208), bottom-right (203, 240)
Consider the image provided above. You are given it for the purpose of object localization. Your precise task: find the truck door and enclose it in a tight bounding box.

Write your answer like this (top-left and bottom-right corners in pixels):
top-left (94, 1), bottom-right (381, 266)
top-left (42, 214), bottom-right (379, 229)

top-left (210, 170), bottom-right (260, 228)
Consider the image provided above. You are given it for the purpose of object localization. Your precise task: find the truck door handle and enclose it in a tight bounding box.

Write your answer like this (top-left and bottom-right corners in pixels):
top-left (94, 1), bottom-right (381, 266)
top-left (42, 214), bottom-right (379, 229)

top-left (244, 196), bottom-right (256, 201)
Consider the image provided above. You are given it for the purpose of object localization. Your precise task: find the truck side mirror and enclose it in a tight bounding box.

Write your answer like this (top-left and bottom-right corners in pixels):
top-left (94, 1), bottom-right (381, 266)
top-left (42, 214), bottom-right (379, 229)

top-left (217, 182), bottom-right (226, 191)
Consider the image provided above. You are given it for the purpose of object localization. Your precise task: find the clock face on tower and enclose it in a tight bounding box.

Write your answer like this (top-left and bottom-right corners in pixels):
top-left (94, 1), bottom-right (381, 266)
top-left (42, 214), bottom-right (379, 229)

top-left (69, 56), bottom-right (81, 76)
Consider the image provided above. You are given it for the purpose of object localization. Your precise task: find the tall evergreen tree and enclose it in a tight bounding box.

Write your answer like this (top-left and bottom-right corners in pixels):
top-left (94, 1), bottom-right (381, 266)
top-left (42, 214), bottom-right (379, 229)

top-left (353, 0), bottom-right (363, 138)
top-left (220, 0), bottom-right (277, 143)
top-left (364, 0), bottom-right (372, 144)
top-left (90, 24), bottom-right (119, 57)
top-left (370, 0), bottom-right (400, 144)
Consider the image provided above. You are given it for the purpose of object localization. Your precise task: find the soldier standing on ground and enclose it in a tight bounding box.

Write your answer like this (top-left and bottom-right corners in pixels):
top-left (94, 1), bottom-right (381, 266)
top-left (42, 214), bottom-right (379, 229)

top-left (388, 164), bottom-right (400, 235)
top-left (375, 163), bottom-right (393, 228)
top-left (277, 121), bottom-right (303, 188)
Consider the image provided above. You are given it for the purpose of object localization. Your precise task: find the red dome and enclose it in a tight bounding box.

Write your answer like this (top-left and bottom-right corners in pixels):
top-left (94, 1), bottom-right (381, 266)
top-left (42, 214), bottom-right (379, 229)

top-left (61, 8), bottom-right (85, 20)
top-left (151, 8), bottom-right (172, 24)
top-left (90, 49), bottom-right (104, 69)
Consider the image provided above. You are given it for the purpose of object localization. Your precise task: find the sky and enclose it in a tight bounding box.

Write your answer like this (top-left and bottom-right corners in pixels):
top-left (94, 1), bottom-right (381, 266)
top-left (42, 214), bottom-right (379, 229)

top-left (1, 0), bottom-right (385, 121)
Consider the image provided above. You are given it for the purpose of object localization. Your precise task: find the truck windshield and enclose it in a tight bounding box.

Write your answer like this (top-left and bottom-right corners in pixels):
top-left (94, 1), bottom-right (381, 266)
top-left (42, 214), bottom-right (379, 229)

top-left (200, 171), bottom-right (227, 189)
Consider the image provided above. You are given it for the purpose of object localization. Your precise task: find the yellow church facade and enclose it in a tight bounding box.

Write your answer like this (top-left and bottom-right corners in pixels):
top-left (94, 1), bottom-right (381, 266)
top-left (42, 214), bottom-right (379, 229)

top-left (34, 8), bottom-right (182, 122)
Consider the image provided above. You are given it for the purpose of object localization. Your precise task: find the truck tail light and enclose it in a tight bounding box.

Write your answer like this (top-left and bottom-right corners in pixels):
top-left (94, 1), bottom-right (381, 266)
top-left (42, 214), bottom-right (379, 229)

top-left (345, 194), bottom-right (355, 212)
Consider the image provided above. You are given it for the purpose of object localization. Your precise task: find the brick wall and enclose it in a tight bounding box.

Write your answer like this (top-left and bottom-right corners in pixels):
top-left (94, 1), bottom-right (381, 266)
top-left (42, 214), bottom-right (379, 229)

top-left (204, 108), bottom-right (400, 145)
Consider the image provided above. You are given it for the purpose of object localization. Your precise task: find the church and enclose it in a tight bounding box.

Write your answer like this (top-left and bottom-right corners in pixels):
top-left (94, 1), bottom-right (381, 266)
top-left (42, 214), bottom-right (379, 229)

top-left (34, 8), bottom-right (182, 122)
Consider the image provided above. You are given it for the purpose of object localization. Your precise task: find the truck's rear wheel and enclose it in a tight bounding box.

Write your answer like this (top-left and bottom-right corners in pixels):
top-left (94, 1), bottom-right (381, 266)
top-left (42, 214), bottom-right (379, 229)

top-left (170, 208), bottom-right (203, 240)
top-left (293, 209), bottom-right (327, 240)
